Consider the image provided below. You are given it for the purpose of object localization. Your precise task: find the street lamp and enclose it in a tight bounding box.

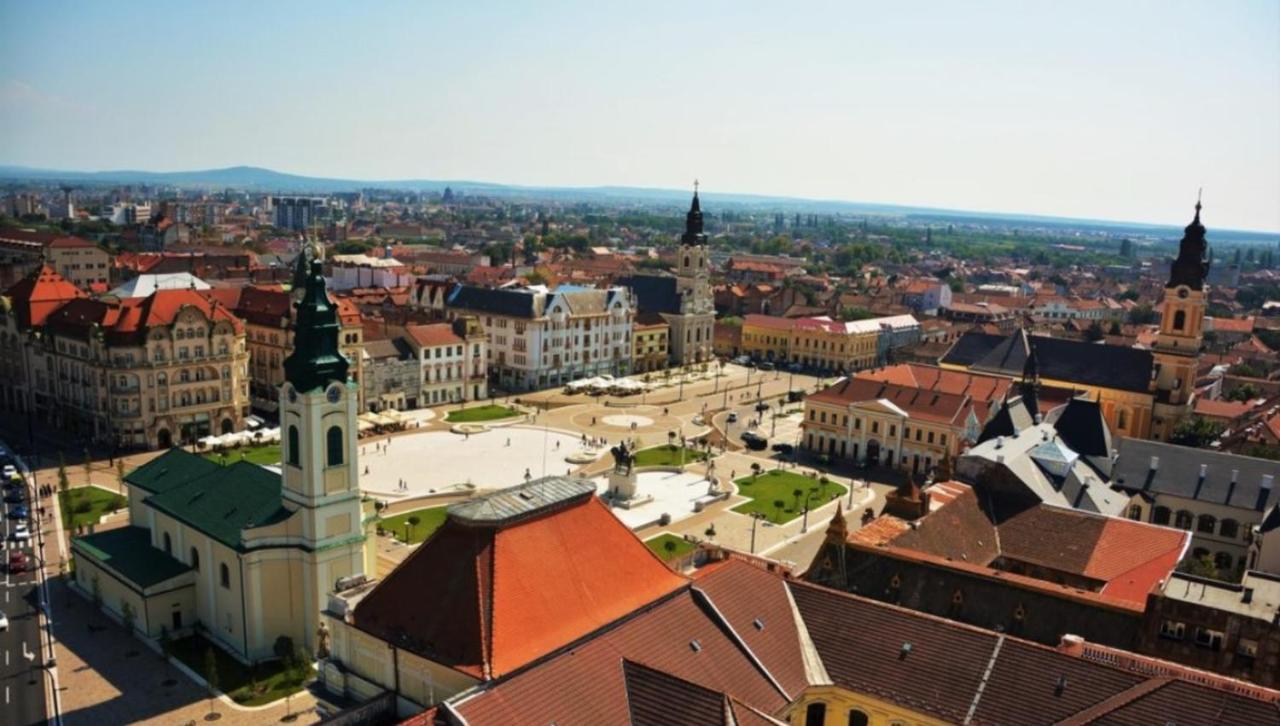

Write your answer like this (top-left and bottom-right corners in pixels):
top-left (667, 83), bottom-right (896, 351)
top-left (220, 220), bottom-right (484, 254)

top-left (749, 512), bottom-right (766, 554)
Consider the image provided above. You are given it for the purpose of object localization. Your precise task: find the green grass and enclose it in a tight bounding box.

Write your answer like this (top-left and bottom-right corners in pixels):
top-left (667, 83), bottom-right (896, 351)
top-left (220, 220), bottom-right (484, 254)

top-left (445, 405), bottom-right (520, 423)
top-left (645, 533), bottom-right (696, 561)
top-left (632, 445), bottom-right (710, 467)
top-left (380, 506), bottom-right (449, 544)
top-left (203, 443), bottom-right (281, 466)
top-left (730, 470), bottom-right (845, 525)
top-left (60, 486), bottom-right (127, 530)
top-left (168, 634), bottom-right (313, 707)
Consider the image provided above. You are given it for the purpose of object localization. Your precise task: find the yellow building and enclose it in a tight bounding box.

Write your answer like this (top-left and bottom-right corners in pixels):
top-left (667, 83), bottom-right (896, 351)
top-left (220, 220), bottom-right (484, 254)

top-left (742, 314), bottom-right (919, 373)
top-left (631, 314), bottom-right (669, 373)
top-left (71, 253), bottom-right (373, 662)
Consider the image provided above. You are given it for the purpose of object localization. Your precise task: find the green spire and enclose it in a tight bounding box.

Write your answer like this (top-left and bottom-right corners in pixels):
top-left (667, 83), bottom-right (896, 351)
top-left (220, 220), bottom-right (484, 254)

top-left (284, 256), bottom-right (350, 393)
top-left (290, 244), bottom-right (310, 293)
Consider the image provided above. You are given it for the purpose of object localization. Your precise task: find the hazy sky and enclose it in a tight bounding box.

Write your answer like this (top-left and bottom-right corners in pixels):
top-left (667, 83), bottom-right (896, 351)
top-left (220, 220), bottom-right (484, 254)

top-left (2, 1), bottom-right (1278, 231)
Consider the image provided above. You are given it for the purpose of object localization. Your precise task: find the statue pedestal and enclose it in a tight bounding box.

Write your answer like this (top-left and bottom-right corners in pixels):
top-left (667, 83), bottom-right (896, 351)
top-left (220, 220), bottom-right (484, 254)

top-left (609, 468), bottom-right (639, 500)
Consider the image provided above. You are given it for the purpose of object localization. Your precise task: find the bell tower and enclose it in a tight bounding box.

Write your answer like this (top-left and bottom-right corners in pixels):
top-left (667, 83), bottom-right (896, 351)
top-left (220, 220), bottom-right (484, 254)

top-left (672, 183), bottom-right (715, 363)
top-left (276, 244), bottom-right (368, 653)
top-left (1151, 197), bottom-right (1210, 440)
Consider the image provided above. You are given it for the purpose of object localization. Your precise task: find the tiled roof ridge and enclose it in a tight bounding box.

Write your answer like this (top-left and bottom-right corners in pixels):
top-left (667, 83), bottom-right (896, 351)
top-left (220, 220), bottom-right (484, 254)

top-left (690, 584), bottom-right (792, 701)
top-left (479, 539), bottom-right (494, 680)
top-left (1052, 676), bottom-right (1174, 725)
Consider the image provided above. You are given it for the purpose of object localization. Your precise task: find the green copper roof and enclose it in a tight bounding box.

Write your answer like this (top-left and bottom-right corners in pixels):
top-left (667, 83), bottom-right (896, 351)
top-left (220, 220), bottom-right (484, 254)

top-left (125, 448), bottom-right (222, 494)
top-left (284, 256), bottom-right (350, 393)
top-left (74, 526), bottom-right (192, 589)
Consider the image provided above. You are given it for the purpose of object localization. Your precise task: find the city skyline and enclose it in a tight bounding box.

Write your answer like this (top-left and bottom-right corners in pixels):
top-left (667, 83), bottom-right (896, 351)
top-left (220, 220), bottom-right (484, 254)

top-left (2, 0), bottom-right (1278, 232)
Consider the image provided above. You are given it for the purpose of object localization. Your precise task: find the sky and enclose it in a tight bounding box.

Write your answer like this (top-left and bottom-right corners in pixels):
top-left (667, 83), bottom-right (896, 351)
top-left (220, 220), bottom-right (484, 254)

top-left (1, 1), bottom-right (1278, 232)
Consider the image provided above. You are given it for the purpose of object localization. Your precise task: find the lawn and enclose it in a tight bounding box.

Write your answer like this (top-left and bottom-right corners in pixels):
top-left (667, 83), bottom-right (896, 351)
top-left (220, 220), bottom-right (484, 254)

top-left (632, 445), bottom-right (710, 467)
top-left (380, 506), bottom-right (449, 544)
top-left (645, 533), bottom-right (696, 561)
top-left (60, 486), bottom-right (128, 530)
top-left (445, 405), bottom-right (521, 423)
top-left (168, 634), bottom-right (313, 707)
top-left (203, 443), bottom-right (281, 466)
top-left (730, 470), bottom-right (845, 525)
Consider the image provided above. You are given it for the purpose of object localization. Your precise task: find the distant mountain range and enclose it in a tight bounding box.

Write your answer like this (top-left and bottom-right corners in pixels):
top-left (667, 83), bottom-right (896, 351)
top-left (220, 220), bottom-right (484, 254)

top-left (2, 164), bottom-right (1276, 242)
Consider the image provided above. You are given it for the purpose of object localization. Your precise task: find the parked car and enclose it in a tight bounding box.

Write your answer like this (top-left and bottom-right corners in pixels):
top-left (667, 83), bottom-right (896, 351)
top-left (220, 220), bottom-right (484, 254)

top-left (3, 489), bottom-right (25, 504)
top-left (759, 361), bottom-right (775, 371)
top-left (9, 523), bottom-right (30, 542)
top-left (732, 355), bottom-right (751, 366)
top-left (1, 464), bottom-right (16, 479)
top-left (7, 551), bottom-right (27, 574)
top-left (726, 412), bottom-right (739, 423)
top-left (740, 431), bottom-right (768, 450)
top-left (7, 504), bottom-right (28, 520)
top-left (771, 443), bottom-right (795, 455)
top-left (787, 390), bottom-right (805, 403)
top-left (0, 609), bottom-right (8, 631)
top-left (787, 362), bottom-right (804, 373)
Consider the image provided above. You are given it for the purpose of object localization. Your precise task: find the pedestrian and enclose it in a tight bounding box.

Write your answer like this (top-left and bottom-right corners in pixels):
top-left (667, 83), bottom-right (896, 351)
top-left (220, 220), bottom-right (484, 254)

top-left (364, 465), bottom-right (370, 475)
top-left (506, 437), bottom-right (511, 447)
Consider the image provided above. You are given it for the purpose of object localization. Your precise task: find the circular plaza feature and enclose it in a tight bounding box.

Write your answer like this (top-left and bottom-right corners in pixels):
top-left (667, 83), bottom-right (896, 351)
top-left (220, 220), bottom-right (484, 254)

top-left (601, 414), bottom-right (655, 428)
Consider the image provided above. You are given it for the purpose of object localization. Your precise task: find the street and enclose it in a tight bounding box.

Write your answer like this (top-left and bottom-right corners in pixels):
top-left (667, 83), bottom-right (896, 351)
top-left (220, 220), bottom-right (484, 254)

top-left (1, 447), bottom-right (51, 726)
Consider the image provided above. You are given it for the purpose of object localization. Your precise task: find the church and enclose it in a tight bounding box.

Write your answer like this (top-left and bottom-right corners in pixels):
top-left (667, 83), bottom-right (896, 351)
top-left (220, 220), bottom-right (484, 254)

top-left (621, 187), bottom-right (717, 365)
top-left (70, 248), bottom-right (374, 662)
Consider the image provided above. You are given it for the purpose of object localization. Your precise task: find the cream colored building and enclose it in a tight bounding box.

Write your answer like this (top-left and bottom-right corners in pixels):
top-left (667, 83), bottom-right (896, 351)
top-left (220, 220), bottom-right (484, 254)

top-left (46, 235), bottom-right (111, 290)
top-left (71, 254), bottom-right (373, 662)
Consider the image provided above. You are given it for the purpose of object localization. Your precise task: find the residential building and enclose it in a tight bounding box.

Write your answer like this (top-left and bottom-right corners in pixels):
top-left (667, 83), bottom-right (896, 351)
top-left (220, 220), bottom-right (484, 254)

top-left (271, 196), bottom-right (325, 231)
top-left (71, 258), bottom-right (373, 661)
top-left (106, 201), bottom-right (152, 225)
top-left (327, 253), bottom-right (414, 291)
top-left (447, 284), bottom-right (633, 391)
top-left (403, 318), bottom-right (488, 406)
top-left (740, 313), bottom-right (920, 372)
top-left (0, 264), bottom-right (250, 448)
top-left (620, 190), bottom-right (715, 366)
top-left (900, 277), bottom-right (952, 315)
top-left (361, 337), bottom-right (419, 412)
top-left (45, 236), bottom-right (111, 290)
top-left (1138, 570), bottom-right (1280, 688)
top-left (630, 312), bottom-right (669, 374)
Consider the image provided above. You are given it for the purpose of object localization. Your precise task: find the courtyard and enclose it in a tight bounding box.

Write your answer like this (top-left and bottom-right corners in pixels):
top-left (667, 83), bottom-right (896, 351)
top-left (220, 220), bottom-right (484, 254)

top-left (591, 469), bottom-right (720, 529)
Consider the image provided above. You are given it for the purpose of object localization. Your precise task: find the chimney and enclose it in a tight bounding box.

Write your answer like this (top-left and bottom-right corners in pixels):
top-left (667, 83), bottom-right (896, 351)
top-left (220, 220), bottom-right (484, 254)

top-left (1149, 456), bottom-right (1159, 471)
top-left (1058, 634), bottom-right (1085, 657)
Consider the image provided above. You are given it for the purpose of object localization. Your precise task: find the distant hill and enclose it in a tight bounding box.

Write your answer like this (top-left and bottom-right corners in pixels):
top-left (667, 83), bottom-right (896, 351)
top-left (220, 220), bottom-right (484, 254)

top-left (1, 164), bottom-right (1276, 242)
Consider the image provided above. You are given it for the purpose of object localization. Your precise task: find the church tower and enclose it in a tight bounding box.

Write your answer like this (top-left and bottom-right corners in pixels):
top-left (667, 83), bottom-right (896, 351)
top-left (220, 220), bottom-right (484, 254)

top-left (279, 244), bottom-right (368, 647)
top-left (671, 184), bottom-right (715, 364)
top-left (1151, 198), bottom-right (1210, 440)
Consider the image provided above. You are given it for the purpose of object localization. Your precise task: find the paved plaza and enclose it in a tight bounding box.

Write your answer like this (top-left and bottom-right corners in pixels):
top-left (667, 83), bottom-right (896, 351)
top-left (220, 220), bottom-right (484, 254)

top-left (359, 426), bottom-right (597, 496)
top-left (591, 470), bottom-right (719, 529)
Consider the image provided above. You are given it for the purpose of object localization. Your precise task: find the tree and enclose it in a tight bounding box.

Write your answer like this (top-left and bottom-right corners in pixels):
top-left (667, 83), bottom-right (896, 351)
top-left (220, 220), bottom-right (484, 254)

top-left (662, 540), bottom-right (677, 557)
top-left (1084, 321), bottom-right (1105, 342)
top-left (792, 488), bottom-right (803, 511)
top-left (406, 514), bottom-right (421, 542)
top-left (57, 453), bottom-right (70, 499)
top-left (203, 646), bottom-right (220, 717)
top-left (120, 601), bottom-right (136, 634)
top-left (1171, 416), bottom-right (1225, 447)
top-left (1126, 305), bottom-right (1157, 325)
top-left (1227, 383), bottom-right (1260, 402)
top-left (773, 500), bottom-right (785, 521)
top-left (1108, 321), bottom-right (1122, 336)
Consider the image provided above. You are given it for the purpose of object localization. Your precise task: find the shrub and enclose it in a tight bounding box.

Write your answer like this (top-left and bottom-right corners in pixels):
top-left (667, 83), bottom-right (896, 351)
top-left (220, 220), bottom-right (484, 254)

top-left (74, 500), bottom-right (93, 514)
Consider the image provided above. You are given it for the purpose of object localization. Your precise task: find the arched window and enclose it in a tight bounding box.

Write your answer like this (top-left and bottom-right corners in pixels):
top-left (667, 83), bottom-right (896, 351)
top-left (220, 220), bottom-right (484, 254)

top-left (162, 532), bottom-right (172, 555)
top-left (848, 710), bottom-right (869, 726)
top-left (683, 255), bottom-right (691, 268)
top-left (805, 703), bottom-right (827, 726)
top-left (287, 425), bottom-right (300, 467)
top-left (1153, 506), bottom-right (1171, 525)
top-left (1215, 551), bottom-right (1233, 572)
top-left (1172, 310), bottom-right (1186, 331)
top-left (1127, 504), bottom-right (1142, 521)
top-left (1175, 510), bottom-right (1194, 530)
top-left (190, 547), bottom-right (200, 571)
top-left (1197, 514), bottom-right (1217, 534)
top-left (220, 563), bottom-right (230, 589)
top-left (1117, 409), bottom-right (1128, 430)
top-left (1220, 519), bottom-right (1240, 539)
top-left (326, 426), bottom-right (344, 467)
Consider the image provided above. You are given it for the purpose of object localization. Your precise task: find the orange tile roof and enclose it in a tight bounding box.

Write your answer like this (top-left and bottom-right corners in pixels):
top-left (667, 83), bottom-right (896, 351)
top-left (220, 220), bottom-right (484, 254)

top-left (3, 264), bottom-right (88, 328)
top-left (1193, 397), bottom-right (1257, 420)
top-left (808, 377), bottom-right (973, 425)
top-left (742, 314), bottom-right (796, 332)
top-left (855, 363), bottom-right (1012, 402)
top-left (403, 322), bottom-right (463, 348)
top-left (46, 235), bottom-right (97, 249)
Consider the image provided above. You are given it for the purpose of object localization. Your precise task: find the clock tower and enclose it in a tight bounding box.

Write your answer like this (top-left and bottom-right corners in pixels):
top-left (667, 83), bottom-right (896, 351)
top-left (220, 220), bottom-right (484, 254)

top-left (1151, 198), bottom-right (1210, 440)
top-left (671, 185), bottom-right (715, 364)
top-left (279, 245), bottom-right (368, 642)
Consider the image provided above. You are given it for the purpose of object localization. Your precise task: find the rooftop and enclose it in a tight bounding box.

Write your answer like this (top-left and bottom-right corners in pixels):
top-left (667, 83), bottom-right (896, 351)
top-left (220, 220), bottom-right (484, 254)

top-left (448, 475), bottom-right (596, 526)
top-left (73, 526), bottom-right (193, 589)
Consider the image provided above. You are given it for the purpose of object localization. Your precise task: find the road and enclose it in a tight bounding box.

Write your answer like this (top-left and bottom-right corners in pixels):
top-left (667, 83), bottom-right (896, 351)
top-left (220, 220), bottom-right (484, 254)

top-left (1, 447), bottom-right (51, 726)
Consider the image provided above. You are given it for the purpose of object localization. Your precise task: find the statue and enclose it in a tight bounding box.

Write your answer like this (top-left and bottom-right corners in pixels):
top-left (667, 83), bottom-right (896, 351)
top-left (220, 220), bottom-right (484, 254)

top-left (316, 621), bottom-right (331, 659)
top-left (610, 440), bottom-right (634, 474)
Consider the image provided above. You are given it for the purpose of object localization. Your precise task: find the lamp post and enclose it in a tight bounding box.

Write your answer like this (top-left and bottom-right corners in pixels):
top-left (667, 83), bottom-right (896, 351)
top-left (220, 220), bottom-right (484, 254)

top-left (749, 512), bottom-right (765, 554)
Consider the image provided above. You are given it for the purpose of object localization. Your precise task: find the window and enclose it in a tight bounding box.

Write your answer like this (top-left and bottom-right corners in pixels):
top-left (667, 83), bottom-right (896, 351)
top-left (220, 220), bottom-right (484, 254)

top-left (1214, 551), bottom-right (1233, 571)
top-left (1159, 620), bottom-right (1185, 640)
top-left (162, 532), bottom-right (172, 555)
top-left (1196, 514), bottom-right (1216, 534)
top-left (1174, 510), bottom-right (1193, 530)
top-left (287, 425), bottom-right (300, 467)
top-left (1173, 310), bottom-right (1186, 331)
top-left (1220, 519), bottom-right (1239, 539)
top-left (1153, 506), bottom-right (1171, 525)
top-left (326, 426), bottom-right (344, 467)
top-left (190, 547), bottom-right (200, 571)
top-left (1127, 504), bottom-right (1142, 521)
top-left (1193, 627), bottom-right (1223, 651)
top-left (848, 711), bottom-right (869, 726)
top-left (805, 703), bottom-right (827, 726)
top-left (220, 563), bottom-right (230, 589)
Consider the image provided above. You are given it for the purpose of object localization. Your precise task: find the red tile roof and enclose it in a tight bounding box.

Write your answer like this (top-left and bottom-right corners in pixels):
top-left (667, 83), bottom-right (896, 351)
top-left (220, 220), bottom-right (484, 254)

top-left (403, 323), bottom-right (463, 348)
top-left (354, 492), bottom-right (686, 679)
top-left (855, 363), bottom-right (1012, 402)
top-left (808, 377), bottom-right (973, 425)
top-left (46, 235), bottom-right (97, 249)
top-left (743, 314), bottom-right (796, 332)
top-left (3, 264), bottom-right (88, 328)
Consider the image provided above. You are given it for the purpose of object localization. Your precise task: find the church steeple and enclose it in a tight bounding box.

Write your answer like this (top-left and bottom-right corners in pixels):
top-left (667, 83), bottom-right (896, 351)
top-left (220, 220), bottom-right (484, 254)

top-left (680, 182), bottom-right (707, 247)
top-left (1168, 194), bottom-right (1211, 290)
top-left (284, 252), bottom-right (349, 393)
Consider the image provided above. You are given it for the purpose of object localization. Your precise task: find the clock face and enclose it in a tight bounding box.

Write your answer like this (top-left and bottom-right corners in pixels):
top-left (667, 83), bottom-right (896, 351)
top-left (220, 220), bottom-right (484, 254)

top-left (1177, 287), bottom-right (1189, 299)
top-left (327, 386), bottom-right (342, 403)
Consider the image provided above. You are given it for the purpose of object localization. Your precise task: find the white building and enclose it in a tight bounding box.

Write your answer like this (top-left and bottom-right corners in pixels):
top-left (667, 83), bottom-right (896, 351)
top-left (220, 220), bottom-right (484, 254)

top-left (446, 284), bottom-right (634, 391)
top-left (403, 318), bottom-right (489, 405)
top-left (326, 254), bottom-right (414, 291)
